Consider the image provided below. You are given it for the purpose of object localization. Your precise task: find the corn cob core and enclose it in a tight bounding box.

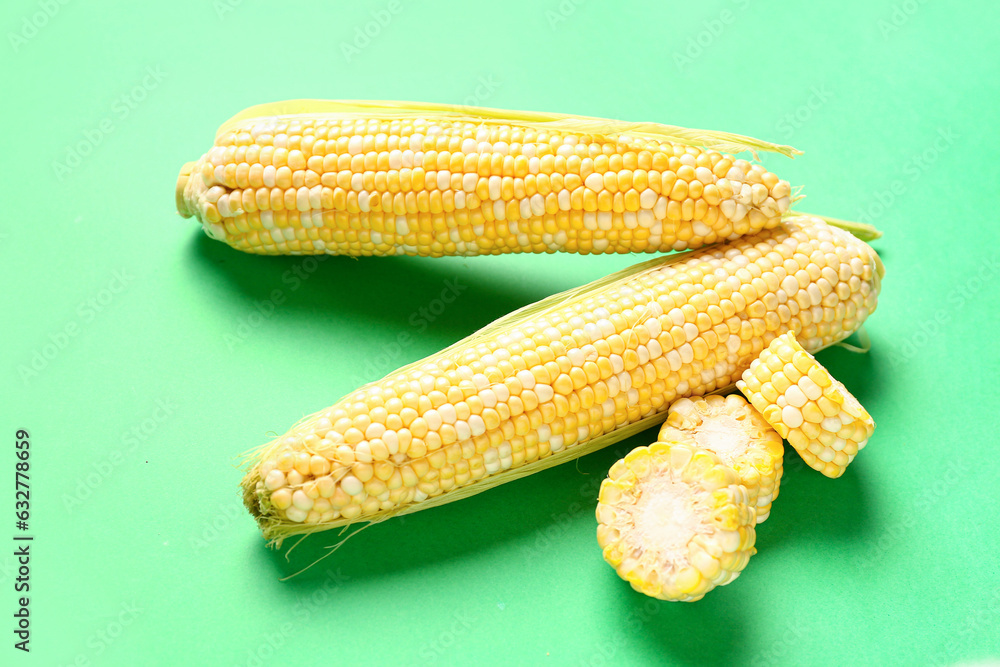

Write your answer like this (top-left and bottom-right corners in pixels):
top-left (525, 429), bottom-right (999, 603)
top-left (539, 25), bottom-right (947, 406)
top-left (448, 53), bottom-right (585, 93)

top-left (737, 332), bottom-right (874, 478)
top-left (178, 101), bottom-right (793, 256)
top-left (241, 217), bottom-right (881, 542)
top-left (658, 395), bottom-right (783, 522)
top-left (596, 442), bottom-right (756, 601)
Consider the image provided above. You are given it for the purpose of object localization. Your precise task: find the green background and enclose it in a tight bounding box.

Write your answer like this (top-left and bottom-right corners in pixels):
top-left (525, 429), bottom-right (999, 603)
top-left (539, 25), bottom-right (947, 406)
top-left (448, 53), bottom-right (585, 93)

top-left (2, 0), bottom-right (999, 664)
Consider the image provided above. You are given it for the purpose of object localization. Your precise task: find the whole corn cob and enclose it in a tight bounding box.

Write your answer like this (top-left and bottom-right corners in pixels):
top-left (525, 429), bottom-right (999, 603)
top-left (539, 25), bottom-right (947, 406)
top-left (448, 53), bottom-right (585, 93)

top-left (658, 394), bottom-right (783, 522)
top-left (737, 331), bottom-right (875, 478)
top-left (178, 100), bottom-right (799, 257)
top-left (596, 441), bottom-right (757, 601)
top-left (241, 216), bottom-right (882, 543)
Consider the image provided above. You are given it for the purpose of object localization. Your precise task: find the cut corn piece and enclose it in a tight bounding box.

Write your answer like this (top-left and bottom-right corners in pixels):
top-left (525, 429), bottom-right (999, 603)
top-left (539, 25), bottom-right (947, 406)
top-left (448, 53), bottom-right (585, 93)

top-left (241, 216), bottom-right (881, 543)
top-left (178, 100), bottom-right (798, 257)
top-left (737, 332), bottom-right (875, 478)
top-left (596, 441), bottom-right (756, 601)
top-left (658, 395), bottom-right (783, 522)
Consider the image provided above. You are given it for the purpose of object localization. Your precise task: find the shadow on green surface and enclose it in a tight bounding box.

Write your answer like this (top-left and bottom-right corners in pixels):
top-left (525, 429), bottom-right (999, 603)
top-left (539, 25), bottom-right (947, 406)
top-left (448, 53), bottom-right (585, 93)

top-left (613, 584), bottom-right (751, 666)
top-left (186, 232), bottom-right (569, 346)
top-left (753, 452), bottom-right (874, 554)
top-left (253, 429), bottom-right (649, 584)
top-left (814, 343), bottom-right (882, 407)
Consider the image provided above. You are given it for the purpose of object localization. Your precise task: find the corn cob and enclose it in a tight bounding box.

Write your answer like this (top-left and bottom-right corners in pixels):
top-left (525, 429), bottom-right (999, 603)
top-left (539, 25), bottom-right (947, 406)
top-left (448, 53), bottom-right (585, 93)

top-left (658, 395), bottom-right (783, 522)
top-left (737, 332), bottom-right (875, 478)
top-left (596, 442), bottom-right (756, 601)
top-left (178, 100), bottom-right (799, 257)
top-left (241, 216), bottom-right (882, 543)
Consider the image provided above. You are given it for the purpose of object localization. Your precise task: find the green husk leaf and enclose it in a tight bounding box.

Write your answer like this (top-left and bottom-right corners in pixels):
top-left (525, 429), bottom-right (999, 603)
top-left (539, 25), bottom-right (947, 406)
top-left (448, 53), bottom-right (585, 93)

top-left (795, 211), bottom-right (883, 242)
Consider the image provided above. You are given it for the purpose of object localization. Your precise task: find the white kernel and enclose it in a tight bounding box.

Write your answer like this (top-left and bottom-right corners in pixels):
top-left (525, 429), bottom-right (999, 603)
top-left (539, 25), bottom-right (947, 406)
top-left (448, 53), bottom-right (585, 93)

top-left (785, 385), bottom-right (808, 408)
top-left (264, 469), bottom-right (286, 490)
top-left (627, 388), bottom-right (639, 405)
top-left (516, 369), bottom-right (536, 389)
top-left (438, 404), bottom-right (457, 424)
top-left (782, 405), bottom-right (804, 428)
top-left (530, 194), bottom-right (546, 216)
top-left (617, 371), bottom-right (632, 391)
top-left (292, 490), bottom-right (314, 511)
top-left (284, 507), bottom-right (308, 522)
top-left (678, 344), bottom-right (694, 364)
top-left (468, 415), bottom-right (486, 436)
top-left (610, 354), bottom-right (624, 374)
top-left (493, 384), bottom-right (510, 402)
top-left (424, 409), bottom-right (443, 430)
top-left (478, 388), bottom-right (498, 408)
top-left (341, 476), bottom-right (364, 496)
top-left (822, 417), bottom-right (843, 432)
top-left (798, 377), bottom-right (822, 400)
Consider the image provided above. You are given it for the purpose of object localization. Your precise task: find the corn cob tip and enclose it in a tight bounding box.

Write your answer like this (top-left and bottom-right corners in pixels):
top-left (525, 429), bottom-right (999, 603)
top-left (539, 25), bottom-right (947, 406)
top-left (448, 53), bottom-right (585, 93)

top-left (176, 162), bottom-right (197, 218)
